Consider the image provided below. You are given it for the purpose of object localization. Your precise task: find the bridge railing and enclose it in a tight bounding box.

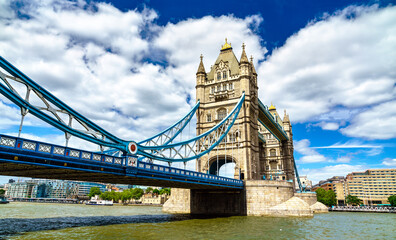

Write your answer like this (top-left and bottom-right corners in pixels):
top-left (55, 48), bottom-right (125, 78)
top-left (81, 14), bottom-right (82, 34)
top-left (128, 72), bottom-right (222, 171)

top-left (0, 134), bottom-right (243, 188)
top-left (136, 160), bottom-right (243, 186)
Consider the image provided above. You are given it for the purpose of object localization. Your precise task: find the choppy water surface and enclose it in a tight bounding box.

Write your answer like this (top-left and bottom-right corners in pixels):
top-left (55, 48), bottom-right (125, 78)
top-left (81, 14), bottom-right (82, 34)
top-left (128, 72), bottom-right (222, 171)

top-left (1, 202), bottom-right (395, 239)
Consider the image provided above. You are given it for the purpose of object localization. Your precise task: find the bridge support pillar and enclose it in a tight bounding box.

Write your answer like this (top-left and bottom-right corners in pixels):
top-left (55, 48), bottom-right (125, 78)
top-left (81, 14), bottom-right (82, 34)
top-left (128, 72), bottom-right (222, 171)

top-left (163, 188), bottom-right (245, 215)
top-left (163, 180), bottom-right (315, 217)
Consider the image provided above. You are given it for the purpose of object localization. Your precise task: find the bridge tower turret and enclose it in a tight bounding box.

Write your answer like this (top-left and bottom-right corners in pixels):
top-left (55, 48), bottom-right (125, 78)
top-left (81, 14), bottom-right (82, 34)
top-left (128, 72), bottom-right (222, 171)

top-left (195, 39), bottom-right (261, 180)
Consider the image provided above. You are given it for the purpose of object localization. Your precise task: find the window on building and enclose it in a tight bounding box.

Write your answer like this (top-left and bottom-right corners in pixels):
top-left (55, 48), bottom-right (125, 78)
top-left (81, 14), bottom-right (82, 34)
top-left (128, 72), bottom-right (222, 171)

top-left (207, 114), bottom-right (211, 122)
top-left (217, 72), bottom-right (221, 81)
top-left (216, 85), bottom-right (220, 92)
top-left (211, 87), bottom-right (214, 94)
top-left (229, 83), bottom-right (233, 90)
top-left (223, 71), bottom-right (227, 79)
top-left (270, 149), bottom-right (276, 157)
top-left (217, 108), bottom-right (227, 120)
top-left (223, 84), bottom-right (227, 91)
top-left (229, 133), bottom-right (236, 142)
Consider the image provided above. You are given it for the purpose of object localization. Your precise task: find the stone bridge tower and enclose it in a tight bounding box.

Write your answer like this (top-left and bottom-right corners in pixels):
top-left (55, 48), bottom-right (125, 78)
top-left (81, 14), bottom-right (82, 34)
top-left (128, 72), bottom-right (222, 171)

top-left (163, 40), bottom-right (317, 217)
top-left (195, 39), bottom-right (295, 182)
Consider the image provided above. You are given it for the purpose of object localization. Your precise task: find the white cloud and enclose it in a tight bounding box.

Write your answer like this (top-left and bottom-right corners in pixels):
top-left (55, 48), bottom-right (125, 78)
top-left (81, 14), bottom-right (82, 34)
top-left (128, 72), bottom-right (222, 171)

top-left (382, 158), bottom-right (396, 167)
top-left (0, 0), bottom-right (267, 150)
top-left (0, 0), bottom-right (14, 19)
top-left (333, 156), bottom-right (351, 163)
top-left (294, 139), bottom-right (328, 163)
top-left (301, 164), bottom-right (366, 184)
top-left (314, 121), bottom-right (339, 131)
top-left (313, 140), bottom-right (383, 149)
top-left (258, 5), bottom-right (396, 140)
top-left (341, 100), bottom-right (396, 139)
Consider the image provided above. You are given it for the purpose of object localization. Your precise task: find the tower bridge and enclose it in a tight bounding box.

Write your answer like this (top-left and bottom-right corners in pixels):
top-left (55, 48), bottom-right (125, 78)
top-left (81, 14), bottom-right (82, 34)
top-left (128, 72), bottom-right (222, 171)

top-left (0, 39), bottom-right (321, 217)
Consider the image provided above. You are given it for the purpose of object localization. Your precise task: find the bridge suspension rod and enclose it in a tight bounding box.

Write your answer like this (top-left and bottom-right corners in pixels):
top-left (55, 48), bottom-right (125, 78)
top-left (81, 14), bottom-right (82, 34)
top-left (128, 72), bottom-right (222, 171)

top-left (136, 93), bottom-right (245, 162)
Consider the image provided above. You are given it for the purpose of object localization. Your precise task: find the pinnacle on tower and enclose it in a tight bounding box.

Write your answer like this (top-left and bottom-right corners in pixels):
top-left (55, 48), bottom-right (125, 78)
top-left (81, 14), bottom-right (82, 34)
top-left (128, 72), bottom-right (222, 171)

top-left (250, 55), bottom-right (257, 75)
top-left (240, 43), bottom-right (249, 63)
top-left (221, 38), bottom-right (232, 51)
top-left (269, 102), bottom-right (276, 111)
top-left (283, 109), bottom-right (290, 122)
top-left (196, 54), bottom-right (206, 75)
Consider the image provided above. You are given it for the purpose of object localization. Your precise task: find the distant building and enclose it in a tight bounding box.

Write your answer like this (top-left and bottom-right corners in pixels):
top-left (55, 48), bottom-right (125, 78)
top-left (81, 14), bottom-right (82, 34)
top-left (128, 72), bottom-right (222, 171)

top-left (140, 192), bottom-right (169, 205)
top-left (6, 181), bottom-right (36, 198)
top-left (313, 169), bottom-right (396, 205)
top-left (77, 181), bottom-right (106, 197)
top-left (346, 169), bottom-right (396, 205)
top-left (6, 179), bottom-right (107, 199)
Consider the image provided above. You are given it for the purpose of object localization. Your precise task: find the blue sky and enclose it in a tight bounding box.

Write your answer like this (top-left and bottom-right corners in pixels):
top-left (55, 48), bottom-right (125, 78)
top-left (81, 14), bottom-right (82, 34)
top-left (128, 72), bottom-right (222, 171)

top-left (0, 0), bottom-right (395, 184)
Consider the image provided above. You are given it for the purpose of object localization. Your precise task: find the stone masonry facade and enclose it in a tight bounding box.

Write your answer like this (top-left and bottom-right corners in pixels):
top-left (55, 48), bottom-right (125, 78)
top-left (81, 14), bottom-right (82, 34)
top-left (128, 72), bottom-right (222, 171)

top-left (195, 39), bottom-right (295, 182)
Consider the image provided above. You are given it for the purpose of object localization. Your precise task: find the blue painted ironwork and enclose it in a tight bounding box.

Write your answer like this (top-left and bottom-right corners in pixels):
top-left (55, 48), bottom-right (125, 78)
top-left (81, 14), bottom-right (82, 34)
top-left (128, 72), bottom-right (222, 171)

top-left (0, 134), bottom-right (243, 189)
top-left (137, 93), bottom-right (245, 162)
top-left (257, 99), bottom-right (288, 141)
top-left (0, 56), bottom-right (128, 151)
top-left (139, 100), bottom-right (199, 146)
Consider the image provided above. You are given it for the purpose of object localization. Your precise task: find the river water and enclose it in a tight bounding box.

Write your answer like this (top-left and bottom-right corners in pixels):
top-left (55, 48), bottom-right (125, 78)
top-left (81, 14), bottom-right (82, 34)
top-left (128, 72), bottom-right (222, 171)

top-left (1, 202), bottom-right (395, 239)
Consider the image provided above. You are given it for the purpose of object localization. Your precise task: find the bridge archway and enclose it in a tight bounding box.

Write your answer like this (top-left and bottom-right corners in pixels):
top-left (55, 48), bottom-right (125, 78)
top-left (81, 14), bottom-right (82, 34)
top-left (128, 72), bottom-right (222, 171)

top-left (208, 155), bottom-right (236, 178)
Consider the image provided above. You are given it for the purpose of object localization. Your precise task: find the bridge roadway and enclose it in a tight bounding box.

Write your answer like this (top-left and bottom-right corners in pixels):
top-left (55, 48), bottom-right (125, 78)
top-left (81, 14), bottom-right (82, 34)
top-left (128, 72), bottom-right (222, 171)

top-left (0, 134), bottom-right (243, 190)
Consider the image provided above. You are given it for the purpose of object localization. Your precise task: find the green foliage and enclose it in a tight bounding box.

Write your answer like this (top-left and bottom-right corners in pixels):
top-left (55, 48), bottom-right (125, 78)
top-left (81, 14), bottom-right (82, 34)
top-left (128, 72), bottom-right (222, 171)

top-left (346, 195), bottom-right (363, 206)
top-left (315, 188), bottom-right (337, 206)
top-left (159, 188), bottom-right (171, 195)
top-left (120, 190), bottom-right (133, 203)
top-left (88, 187), bottom-right (102, 198)
top-left (0, 189), bottom-right (5, 196)
top-left (153, 189), bottom-right (160, 195)
top-left (145, 187), bottom-right (153, 193)
top-left (130, 188), bottom-right (144, 200)
top-left (388, 195), bottom-right (396, 207)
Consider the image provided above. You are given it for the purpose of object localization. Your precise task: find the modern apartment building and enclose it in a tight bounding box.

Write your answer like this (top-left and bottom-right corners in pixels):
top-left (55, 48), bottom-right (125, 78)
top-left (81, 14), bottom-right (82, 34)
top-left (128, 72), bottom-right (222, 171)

top-left (6, 179), bottom-right (107, 199)
top-left (313, 169), bottom-right (396, 205)
top-left (346, 169), bottom-right (396, 205)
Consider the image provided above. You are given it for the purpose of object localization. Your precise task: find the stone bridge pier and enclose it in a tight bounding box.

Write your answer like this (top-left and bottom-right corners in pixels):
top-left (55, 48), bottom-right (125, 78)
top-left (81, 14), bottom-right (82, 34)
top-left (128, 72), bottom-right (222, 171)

top-left (163, 180), bottom-right (318, 217)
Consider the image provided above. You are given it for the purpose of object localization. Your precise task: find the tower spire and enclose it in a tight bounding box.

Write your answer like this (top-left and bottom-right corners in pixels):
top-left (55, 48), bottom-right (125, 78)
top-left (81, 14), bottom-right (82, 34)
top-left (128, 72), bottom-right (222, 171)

top-left (196, 54), bottom-right (206, 74)
top-left (221, 38), bottom-right (232, 51)
top-left (240, 43), bottom-right (249, 63)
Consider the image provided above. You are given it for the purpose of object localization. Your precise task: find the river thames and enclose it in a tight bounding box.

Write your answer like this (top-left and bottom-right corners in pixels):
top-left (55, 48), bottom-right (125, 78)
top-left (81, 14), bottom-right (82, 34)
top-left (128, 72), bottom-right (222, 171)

top-left (1, 202), bottom-right (395, 239)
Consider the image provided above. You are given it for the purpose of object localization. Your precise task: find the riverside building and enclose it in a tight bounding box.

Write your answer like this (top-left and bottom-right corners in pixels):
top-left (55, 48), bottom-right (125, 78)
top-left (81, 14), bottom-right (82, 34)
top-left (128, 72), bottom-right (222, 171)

top-left (346, 169), bottom-right (396, 205)
top-left (313, 169), bottom-right (396, 205)
top-left (5, 179), bottom-right (107, 199)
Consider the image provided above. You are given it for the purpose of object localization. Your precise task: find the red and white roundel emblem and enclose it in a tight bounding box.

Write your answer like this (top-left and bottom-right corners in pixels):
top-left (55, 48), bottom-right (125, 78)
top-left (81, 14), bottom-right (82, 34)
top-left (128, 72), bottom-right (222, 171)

top-left (128, 141), bottom-right (138, 154)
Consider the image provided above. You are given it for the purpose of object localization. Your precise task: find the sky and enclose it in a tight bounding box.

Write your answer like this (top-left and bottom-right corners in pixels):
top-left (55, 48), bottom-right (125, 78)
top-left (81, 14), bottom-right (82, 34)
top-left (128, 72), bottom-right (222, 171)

top-left (0, 0), bottom-right (395, 184)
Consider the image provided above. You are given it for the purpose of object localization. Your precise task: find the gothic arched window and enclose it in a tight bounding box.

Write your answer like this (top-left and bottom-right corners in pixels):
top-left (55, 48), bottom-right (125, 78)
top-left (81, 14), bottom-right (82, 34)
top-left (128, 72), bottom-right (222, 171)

top-left (270, 149), bottom-right (276, 157)
top-left (222, 71), bottom-right (227, 79)
top-left (217, 108), bottom-right (227, 120)
top-left (217, 72), bottom-right (221, 81)
top-left (207, 114), bottom-right (212, 122)
top-left (229, 83), bottom-right (233, 90)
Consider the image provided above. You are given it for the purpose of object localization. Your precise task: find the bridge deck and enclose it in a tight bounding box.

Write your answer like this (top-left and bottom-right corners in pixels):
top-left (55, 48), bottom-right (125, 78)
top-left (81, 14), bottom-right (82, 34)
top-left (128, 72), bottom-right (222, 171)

top-left (0, 134), bottom-right (243, 190)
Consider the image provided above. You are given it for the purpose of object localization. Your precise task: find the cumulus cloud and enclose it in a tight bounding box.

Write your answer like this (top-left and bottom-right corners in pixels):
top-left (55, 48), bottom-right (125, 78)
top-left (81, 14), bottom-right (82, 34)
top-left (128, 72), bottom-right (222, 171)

top-left (0, 0), bottom-right (266, 147)
top-left (300, 164), bottom-right (366, 184)
top-left (294, 139), bottom-right (328, 163)
top-left (341, 100), bottom-right (396, 139)
top-left (259, 5), bottom-right (396, 140)
top-left (382, 158), bottom-right (396, 167)
top-left (295, 139), bottom-right (359, 163)
top-left (314, 121), bottom-right (340, 131)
